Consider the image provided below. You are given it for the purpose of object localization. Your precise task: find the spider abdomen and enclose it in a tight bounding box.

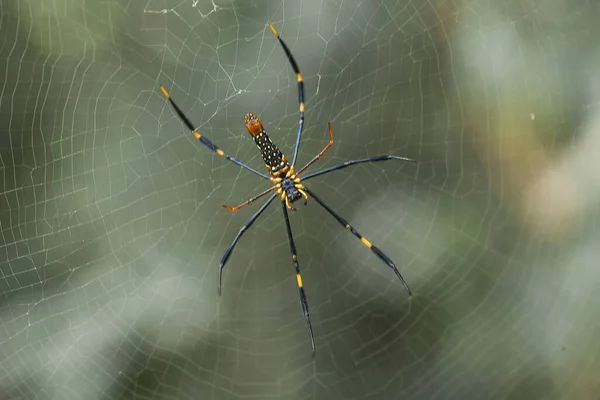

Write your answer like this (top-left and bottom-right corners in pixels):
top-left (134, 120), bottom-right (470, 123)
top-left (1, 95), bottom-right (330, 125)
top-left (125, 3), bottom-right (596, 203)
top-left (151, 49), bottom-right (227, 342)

top-left (254, 131), bottom-right (286, 173)
top-left (244, 113), bottom-right (287, 174)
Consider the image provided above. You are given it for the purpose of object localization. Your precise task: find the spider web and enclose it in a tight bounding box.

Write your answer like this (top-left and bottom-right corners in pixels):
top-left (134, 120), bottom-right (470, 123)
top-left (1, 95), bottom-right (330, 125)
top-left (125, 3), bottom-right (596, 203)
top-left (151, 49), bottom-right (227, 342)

top-left (1, 0), bottom-right (600, 399)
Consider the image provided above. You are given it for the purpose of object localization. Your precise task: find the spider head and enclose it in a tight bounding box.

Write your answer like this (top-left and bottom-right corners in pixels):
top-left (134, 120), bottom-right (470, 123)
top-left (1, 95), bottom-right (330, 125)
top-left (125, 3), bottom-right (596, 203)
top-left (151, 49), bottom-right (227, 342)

top-left (244, 113), bottom-right (263, 136)
top-left (282, 178), bottom-right (304, 205)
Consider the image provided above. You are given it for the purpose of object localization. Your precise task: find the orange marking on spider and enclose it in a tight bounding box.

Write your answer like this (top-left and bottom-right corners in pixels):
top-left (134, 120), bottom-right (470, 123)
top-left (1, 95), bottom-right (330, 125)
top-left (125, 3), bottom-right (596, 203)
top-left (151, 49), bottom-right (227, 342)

top-left (244, 113), bottom-right (263, 136)
top-left (222, 185), bottom-right (279, 212)
top-left (159, 85), bottom-right (170, 99)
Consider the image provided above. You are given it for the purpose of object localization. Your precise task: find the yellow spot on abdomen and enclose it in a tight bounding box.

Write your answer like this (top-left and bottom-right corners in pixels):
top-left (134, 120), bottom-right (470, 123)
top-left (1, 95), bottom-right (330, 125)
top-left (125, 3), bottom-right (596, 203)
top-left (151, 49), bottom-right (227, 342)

top-left (216, 149), bottom-right (225, 156)
top-left (300, 102), bottom-right (305, 113)
top-left (296, 274), bottom-right (303, 288)
top-left (297, 73), bottom-right (303, 83)
top-left (360, 237), bottom-right (372, 248)
top-left (269, 24), bottom-right (278, 37)
top-left (193, 131), bottom-right (202, 139)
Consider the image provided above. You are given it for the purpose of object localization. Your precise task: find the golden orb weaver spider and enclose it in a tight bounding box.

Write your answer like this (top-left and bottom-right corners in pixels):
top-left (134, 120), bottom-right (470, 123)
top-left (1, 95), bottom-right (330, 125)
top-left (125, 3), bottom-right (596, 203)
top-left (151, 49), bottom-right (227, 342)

top-left (159, 24), bottom-right (415, 353)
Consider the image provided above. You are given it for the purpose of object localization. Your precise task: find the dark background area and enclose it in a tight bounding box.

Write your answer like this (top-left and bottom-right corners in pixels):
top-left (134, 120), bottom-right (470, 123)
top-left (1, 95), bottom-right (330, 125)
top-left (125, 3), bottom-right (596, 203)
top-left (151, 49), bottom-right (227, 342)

top-left (1, 0), bottom-right (599, 399)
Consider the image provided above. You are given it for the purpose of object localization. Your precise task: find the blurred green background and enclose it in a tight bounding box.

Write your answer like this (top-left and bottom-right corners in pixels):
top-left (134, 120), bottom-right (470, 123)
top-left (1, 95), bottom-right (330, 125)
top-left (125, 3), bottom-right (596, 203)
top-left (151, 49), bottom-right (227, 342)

top-left (1, 0), bottom-right (599, 399)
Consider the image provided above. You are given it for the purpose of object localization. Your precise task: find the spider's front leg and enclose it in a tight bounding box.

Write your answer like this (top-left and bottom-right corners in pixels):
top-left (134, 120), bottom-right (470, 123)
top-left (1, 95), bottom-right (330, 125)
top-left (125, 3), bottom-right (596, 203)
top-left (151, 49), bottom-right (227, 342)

top-left (281, 200), bottom-right (316, 353)
top-left (218, 193), bottom-right (278, 295)
top-left (303, 186), bottom-right (412, 296)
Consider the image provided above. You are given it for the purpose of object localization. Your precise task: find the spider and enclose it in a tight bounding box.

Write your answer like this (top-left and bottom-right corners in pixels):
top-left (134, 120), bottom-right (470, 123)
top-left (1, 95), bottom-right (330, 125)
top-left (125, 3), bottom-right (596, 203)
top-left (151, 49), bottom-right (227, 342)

top-left (159, 24), bottom-right (415, 353)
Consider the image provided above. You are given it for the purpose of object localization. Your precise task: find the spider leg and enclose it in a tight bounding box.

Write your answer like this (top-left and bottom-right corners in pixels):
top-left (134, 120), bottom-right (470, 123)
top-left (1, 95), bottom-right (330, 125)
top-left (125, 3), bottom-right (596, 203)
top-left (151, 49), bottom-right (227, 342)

top-left (281, 200), bottom-right (316, 353)
top-left (219, 193), bottom-right (278, 296)
top-left (295, 122), bottom-right (334, 176)
top-left (301, 155), bottom-right (415, 181)
top-left (222, 185), bottom-right (279, 212)
top-left (303, 186), bottom-right (412, 296)
top-left (269, 24), bottom-right (305, 167)
top-left (160, 85), bottom-right (269, 180)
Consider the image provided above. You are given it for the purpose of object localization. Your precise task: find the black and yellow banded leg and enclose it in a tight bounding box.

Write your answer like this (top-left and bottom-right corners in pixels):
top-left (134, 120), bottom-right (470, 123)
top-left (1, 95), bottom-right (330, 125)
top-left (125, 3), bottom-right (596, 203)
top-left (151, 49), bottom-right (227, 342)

top-left (219, 193), bottom-right (278, 296)
top-left (269, 24), bottom-right (305, 166)
top-left (303, 187), bottom-right (412, 296)
top-left (160, 85), bottom-right (270, 180)
top-left (281, 200), bottom-right (316, 353)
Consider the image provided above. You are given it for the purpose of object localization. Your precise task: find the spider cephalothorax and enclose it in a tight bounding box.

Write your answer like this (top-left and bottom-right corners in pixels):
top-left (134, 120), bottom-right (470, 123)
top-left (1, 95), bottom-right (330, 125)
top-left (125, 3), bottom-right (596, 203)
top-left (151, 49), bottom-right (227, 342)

top-left (272, 166), bottom-right (307, 209)
top-left (159, 24), bottom-right (415, 353)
